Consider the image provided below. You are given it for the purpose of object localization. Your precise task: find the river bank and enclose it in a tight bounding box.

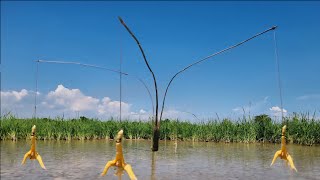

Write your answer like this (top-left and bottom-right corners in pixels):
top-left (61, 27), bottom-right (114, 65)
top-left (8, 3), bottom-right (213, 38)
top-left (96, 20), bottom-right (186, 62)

top-left (1, 114), bottom-right (319, 145)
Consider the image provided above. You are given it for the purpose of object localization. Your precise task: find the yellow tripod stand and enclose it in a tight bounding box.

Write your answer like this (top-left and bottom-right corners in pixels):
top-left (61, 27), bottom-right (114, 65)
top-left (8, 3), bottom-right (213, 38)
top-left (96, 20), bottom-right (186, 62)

top-left (101, 130), bottom-right (137, 180)
top-left (270, 125), bottom-right (297, 172)
top-left (21, 125), bottom-right (46, 169)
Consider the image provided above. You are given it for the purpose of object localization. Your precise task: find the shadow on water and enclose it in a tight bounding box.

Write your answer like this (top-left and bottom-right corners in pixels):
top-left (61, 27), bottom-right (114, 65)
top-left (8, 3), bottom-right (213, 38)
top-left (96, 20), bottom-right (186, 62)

top-left (151, 152), bottom-right (156, 180)
top-left (1, 140), bottom-right (320, 180)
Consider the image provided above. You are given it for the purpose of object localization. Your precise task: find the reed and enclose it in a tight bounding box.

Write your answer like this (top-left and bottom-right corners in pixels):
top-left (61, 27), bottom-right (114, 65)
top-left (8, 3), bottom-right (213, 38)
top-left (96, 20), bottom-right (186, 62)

top-left (1, 114), bottom-right (319, 145)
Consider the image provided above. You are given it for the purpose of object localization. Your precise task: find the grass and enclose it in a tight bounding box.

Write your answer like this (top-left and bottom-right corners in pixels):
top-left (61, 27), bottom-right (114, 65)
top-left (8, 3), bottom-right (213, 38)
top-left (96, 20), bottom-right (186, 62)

top-left (1, 113), bottom-right (319, 145)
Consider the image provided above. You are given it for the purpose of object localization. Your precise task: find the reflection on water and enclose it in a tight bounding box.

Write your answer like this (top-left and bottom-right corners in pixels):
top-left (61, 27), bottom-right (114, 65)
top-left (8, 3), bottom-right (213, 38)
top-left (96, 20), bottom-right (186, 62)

top-left (1, 140), bottom-right (320, 180)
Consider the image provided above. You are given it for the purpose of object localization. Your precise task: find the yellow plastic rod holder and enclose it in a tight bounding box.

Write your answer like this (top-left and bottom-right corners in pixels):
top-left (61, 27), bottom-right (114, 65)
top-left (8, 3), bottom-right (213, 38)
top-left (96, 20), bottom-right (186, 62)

top-left (21, 125), bottom-right (46, 169)
top-left (101, 129), bottom-right (137, 180)
top-left (270, 125), bottom-right (297, 172)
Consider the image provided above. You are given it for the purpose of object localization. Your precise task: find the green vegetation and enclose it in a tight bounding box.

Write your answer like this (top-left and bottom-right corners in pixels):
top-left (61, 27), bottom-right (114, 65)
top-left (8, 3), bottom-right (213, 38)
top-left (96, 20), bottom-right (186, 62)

top-left (1, 113), bottom-right (319, 145)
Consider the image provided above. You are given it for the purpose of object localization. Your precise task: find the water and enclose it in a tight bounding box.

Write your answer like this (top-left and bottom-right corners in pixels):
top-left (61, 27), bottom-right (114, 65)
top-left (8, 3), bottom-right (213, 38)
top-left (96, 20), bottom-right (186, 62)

top-left (1, 140), bottom-right (320, 180)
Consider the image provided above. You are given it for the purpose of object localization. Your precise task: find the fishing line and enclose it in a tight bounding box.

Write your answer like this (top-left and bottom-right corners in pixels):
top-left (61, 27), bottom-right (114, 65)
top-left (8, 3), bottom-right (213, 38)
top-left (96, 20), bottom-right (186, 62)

top-left (178, 111), bottom-right (200, 121)
top-left (120, 27), bottom-right (123, 123)
top-left (130, 76), bottom-right (155, 118)
top-left (34, 61), bottom-right (39, 118)
top-left (273, 30), bottom-right (285, 122)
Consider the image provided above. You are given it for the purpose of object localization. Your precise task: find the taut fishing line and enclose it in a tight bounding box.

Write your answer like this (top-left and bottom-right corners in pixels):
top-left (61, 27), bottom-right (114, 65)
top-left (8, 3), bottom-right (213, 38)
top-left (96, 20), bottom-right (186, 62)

top-left (273, 30), bottom-right (285, 122)
top-left (34, 61), bottom-right (39, 118)
top-left (120, 28), bottom-right (123, 122)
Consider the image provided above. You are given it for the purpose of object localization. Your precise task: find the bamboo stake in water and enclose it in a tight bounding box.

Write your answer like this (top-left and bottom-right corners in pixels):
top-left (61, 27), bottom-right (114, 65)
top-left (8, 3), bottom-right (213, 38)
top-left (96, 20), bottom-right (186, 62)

top-left (119, 16), bottom-right (277, 152)
top-left (119, 16), bottom-right (160, 152)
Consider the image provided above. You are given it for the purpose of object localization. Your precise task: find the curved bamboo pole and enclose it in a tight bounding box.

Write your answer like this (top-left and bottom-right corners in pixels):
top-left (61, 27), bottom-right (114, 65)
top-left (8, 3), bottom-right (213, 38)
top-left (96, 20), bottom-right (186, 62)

top-left (118, 17), bottom-right (160, 151)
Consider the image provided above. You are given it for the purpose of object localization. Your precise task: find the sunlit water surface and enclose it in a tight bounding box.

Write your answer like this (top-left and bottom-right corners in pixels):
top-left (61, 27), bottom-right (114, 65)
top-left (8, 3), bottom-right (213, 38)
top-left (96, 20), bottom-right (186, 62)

top-left (1, 140), bottom-right (320, 180)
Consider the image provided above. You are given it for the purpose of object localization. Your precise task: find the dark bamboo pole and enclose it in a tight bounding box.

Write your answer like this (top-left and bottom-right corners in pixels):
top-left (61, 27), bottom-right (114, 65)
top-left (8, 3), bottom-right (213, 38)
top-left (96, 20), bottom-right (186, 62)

top-left (118, 17), bottom-right (160, 151)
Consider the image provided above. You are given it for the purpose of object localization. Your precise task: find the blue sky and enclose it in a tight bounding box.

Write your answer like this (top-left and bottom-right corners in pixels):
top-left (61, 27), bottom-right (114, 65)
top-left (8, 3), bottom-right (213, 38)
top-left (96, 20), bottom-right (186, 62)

top-left (1, 1), bottom-right (320, 120)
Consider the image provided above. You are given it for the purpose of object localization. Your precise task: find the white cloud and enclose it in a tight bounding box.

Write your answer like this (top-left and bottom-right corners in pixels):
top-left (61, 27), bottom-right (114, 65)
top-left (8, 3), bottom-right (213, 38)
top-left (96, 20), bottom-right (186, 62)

top-left (139, 109), bottom-right (147, 114)
top-left (46, 85), bottom-right (100, 112)
top-left (1, 89), bottom-right (34, 117)
top-left (297, 94), bottom-right (320, 100)
top-left (1, 89), bottom-right (28, 102)
top-left (98, 97), bottom-right (131, 117)
top-left (269, 106), bottom-right (287, 117)
top-left (269, 106), bottom-right (287, 113)
top-left (1, 84), bottom-right (141, 119)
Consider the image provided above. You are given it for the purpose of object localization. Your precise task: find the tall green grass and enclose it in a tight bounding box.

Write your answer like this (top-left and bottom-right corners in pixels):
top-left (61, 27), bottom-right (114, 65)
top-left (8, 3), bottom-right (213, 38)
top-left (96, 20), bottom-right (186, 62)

top-left (1, 114), bottom-right (319, 145)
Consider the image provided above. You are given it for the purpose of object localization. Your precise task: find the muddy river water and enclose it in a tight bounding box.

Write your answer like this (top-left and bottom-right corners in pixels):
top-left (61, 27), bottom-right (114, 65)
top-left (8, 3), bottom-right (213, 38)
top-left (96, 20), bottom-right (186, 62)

top-left (1, 140), bottom-right (319, 180)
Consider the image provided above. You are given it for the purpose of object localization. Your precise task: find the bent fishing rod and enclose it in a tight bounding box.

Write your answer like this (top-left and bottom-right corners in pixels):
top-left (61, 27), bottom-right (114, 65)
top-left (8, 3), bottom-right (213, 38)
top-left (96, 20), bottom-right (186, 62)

top-left (159, 26), bottom-right (278, 121)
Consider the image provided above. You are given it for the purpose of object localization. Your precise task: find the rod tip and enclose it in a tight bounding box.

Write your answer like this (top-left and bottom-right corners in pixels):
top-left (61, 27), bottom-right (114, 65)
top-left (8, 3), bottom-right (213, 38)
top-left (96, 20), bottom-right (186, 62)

top-left (118, 16), bottom-right (124, 24)
top-left (271, 26), bottom-right (278, 30)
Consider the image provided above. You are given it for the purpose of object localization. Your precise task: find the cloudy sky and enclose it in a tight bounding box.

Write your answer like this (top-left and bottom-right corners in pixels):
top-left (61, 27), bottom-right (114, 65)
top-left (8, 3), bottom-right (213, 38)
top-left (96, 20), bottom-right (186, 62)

top-left (1, 1), bottom-right (320, 120)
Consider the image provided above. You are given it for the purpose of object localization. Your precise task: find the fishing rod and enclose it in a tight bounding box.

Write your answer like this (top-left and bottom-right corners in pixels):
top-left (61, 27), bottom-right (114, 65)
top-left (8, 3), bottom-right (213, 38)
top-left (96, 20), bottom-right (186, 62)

top-left (36, 60), bottom-right (128, 75)
top-left (159, 26), bottom-right (278, 121)
top-left (34, 60), bottom-right (155, 119)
